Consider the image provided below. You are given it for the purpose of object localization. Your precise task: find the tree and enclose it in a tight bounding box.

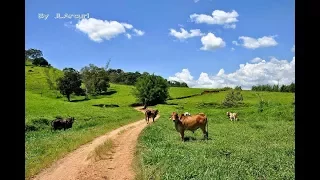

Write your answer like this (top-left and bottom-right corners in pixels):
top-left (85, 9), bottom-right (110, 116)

top-left (133, 74), bottom-right (169, 107)
top-left (57, 68), bottom-right (84, 101)
top-left (234, 86), bottom-right (242, 91)
top-left (44, 68), bottom-right (60, 97)
top-left (32, 57), bottom-right (49, 66)
top-left (80, 64), bottom-right (110, 95)
top-left (25, 48), bottom-right (43, 59)
top-left (288, 82), bottom-right (295, 92)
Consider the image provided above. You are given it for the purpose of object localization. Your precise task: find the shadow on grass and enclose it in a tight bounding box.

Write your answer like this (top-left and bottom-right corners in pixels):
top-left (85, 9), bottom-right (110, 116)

top-left (183, 136), bottom-right (213, 142)
top-left (99, 90), bottom-right (117, 96)
top-left (70, 98), bottom-right (91, 103)
top-left (92, 104), bottom-right (120, 108)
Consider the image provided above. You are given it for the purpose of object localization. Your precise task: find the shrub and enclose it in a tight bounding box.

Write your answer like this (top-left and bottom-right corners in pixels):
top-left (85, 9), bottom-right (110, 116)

top-left (222, 90), bottom-right (243, 107)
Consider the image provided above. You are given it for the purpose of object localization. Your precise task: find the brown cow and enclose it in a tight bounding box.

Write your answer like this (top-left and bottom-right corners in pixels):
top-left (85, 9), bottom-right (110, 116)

top-left (145, 109), bottom-right (159, 124)
top-left (170, 112), bottom-right (208, 141)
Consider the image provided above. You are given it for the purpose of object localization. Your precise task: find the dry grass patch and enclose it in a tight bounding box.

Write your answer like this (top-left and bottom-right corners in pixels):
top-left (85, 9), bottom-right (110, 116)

top-left (87, 139), bottom-right (114, 162)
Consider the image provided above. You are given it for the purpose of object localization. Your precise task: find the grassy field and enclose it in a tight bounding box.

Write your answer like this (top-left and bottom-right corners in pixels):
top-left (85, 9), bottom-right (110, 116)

top-left (135, 91), bottom-right (295, 179)
top-left (168, 87), bottom-right (205, 99)
top-left (25, 64), bottom-right (209, 179)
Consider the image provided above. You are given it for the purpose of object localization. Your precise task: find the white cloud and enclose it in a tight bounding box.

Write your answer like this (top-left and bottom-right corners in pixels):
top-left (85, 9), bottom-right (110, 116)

top-left (168, 69), bottom-right (195, 86)
top-left (232, 41), bottom-right (239, 46)
top-left (121, 23), bottom-right (133, 29)
top-left (75, 18), bottom-right (144, 42)
top-left (235, 35), bottom-right (278, 49)
top-left (223, 24), bottom-right (236, 29)
top-left (200, 33), bottom-right (226, 51)
top-left (231, 47), bottom-right (235, 51)
top-left (178, 24), bottom-right (184, 27)
top-left (169, 28), bottom-right (204, 40)
top-left (168, 56), bottom-right (295, 90)
top-left (251, 57), bottom-right (263, 63)
top-left (126, 33), bottom-right (132, 39)
top-left (190, 10), bottom-right (239, 28)
top-left (133, 28), bottom-right (145, 36)
top-left (194, 0), bottom-right (200, 3)
top-left (291, 45), bottom-right (295, 53)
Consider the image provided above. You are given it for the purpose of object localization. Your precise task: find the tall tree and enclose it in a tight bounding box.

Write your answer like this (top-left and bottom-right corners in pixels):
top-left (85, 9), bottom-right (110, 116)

top-left (80, 64), bottom-right (110, 95)
top-left (25, 48), bottom-right (43, 59)
top-left (133, 74), bottom-right (169, 107)
top-left (57, 68), bottom-right (83, 101)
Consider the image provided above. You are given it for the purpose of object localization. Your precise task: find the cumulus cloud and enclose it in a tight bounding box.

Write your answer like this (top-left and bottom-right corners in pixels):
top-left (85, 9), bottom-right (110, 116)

top-left (231, 47), bottom-right (235, 51)
top-left (251, 57), bottom-right (263, 63)
top-left (190, 10), bottom-right (239, 28)
top-left (194, 0), bottom-right (200, 3)
top-left (169, 28), bottom-right (204, 40)
top-left (291, 45), bottom-right (295, 53)
top-left (200, 33), bottom-right (226, 51)
top-left (233, 35), bottom-right (278, 49)
top-left (168, 56), bottom-right (295, 90)
top-left (75, 18), bottom-right (144, 42)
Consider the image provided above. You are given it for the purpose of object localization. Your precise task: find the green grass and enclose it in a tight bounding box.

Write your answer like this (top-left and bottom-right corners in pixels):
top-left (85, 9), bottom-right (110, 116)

top-left (26, 64), bottom-right (294, 180)
top-left (135, 91), bottom-right (295, 179)
top-left (25, 64), bottom-right (208, 179)
top-left (25, 65), bottom-right (145, 179)
top-left (168, 87), bottom-right (205, 99)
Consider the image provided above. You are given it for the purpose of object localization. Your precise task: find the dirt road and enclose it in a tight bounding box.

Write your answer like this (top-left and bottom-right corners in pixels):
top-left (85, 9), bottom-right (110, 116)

top-left (31, 107), bottom-right (159, 180)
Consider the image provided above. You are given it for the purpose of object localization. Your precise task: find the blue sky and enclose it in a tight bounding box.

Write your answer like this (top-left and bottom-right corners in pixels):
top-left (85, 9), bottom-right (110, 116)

top-left (26, 0), bottom-right (295, 89)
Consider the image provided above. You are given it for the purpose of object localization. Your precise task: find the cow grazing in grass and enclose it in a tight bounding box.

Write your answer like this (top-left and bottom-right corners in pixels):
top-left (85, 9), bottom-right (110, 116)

top-left (145, 109), bottom-right (159, 124)
top-left (170, 112), bottom-right (208, 141)
top-left (226, 112), bottom-right (238, 121)
top-left (51, 117), bottom-right (75, 131)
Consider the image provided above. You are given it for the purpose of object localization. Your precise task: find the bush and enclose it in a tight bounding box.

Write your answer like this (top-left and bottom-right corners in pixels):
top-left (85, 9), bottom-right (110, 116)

top-left (256, 93), bottom-right (269, 112)
top-left (222, 90), bottom-right (243, 107)
top-left (25, 118), bottom-right (51, 132)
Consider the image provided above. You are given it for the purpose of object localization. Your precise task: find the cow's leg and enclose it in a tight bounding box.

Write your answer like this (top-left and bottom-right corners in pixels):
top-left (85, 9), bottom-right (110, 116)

top-left (200, 126), bottom-right (208, 139)
top-left (180, 130), bottom-right (185, 141)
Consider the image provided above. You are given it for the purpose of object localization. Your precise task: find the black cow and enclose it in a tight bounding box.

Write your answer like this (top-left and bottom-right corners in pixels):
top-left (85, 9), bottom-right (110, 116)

top-left (51, 117), bottom-right (75, 131)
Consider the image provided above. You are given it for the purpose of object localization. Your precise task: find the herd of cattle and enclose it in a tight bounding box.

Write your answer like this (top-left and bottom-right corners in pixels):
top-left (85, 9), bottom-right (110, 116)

top-left (145, 108), bottom-right (238, 141)
top-left (49, 108), bottom-right (238, 142)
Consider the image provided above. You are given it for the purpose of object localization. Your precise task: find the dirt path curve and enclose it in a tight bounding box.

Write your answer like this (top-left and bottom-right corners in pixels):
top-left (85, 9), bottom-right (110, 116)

top-left (31, 107), bottom-right (159, 180)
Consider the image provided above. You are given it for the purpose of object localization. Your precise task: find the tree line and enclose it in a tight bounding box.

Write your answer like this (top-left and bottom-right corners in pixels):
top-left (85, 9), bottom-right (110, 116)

top-left (251, 83), bottom-right (295, 92)
top-left (55, 65), bottom-right (170, 107)
top-left (106, 68), bottom-right (188, 87)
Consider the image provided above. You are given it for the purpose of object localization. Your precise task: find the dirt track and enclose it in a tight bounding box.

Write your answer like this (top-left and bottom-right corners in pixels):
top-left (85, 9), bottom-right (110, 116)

top-left (31, 107), bottom-right (159, 180)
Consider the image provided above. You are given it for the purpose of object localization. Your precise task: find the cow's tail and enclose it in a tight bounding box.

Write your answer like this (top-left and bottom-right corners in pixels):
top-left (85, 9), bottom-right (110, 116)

top-left (206, 116), bottom-right (209, 140)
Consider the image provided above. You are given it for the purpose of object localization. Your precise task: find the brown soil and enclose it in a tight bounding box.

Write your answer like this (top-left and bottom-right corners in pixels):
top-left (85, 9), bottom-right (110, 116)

top-left (31, 107), bottom-right (159, 180)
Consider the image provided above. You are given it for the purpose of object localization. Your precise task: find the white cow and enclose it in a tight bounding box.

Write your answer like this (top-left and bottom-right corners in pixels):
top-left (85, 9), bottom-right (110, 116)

top-left (226, 112), bottom-right (238, 121)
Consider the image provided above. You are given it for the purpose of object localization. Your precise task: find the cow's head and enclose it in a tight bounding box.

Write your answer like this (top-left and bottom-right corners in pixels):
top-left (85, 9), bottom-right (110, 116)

top-left (66, 117), bottom-right (75, 123)
top-left (154, 109), bottom-right (159, 116)
top-left (170, 112), bottom-right (180, 122)
top-left (226, 112), bottom-right (230, 117)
